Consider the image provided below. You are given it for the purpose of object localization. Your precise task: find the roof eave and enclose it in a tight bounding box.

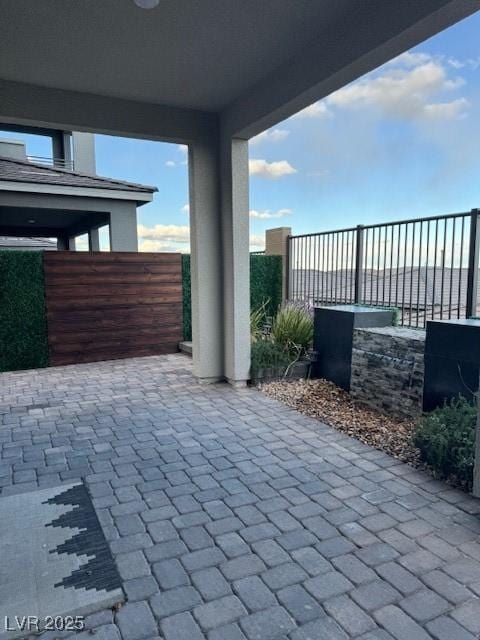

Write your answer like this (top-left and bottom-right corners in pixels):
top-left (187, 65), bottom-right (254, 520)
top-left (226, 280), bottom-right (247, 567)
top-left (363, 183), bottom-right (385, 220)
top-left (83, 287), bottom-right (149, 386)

top-left (0, 180), bottom-right (154, 202)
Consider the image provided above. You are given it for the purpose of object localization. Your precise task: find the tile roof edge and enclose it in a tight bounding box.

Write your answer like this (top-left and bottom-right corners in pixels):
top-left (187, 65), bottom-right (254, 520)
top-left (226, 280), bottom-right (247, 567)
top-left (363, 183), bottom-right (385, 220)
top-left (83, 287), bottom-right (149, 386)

top-left (0, 155), bottom-right (158, 192)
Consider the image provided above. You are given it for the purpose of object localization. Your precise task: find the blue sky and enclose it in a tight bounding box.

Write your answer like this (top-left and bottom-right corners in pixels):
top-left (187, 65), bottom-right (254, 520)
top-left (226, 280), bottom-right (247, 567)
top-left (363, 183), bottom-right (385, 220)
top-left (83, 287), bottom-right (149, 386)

top-left (2, 10), bottom-right (479, 252)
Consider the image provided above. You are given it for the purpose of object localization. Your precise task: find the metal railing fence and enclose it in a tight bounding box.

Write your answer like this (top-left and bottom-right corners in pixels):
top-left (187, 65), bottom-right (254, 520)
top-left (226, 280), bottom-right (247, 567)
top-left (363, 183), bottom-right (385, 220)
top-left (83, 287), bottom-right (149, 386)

top-left (27, 155), bottom-right (75, 171)
top-left (287, 209), bottom-right (480, 328)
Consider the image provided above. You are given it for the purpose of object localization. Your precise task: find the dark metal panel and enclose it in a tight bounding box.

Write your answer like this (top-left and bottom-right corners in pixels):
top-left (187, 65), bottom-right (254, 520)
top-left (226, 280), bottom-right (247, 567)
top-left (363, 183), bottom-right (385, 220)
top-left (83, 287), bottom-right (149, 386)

top-left (313, 305), bottom-right (394, 391)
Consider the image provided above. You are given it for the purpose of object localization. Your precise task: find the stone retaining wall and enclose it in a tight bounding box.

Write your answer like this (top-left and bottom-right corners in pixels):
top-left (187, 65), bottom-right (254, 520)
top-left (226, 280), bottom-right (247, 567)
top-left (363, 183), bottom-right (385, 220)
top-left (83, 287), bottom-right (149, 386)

top-left (350, 326), bottom-right (425, 419)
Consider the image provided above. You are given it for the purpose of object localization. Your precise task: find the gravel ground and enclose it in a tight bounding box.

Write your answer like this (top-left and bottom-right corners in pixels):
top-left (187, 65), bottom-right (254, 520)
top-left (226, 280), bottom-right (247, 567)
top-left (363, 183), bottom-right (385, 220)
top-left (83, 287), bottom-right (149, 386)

top-left (258, 377), bottom-right (421, 466)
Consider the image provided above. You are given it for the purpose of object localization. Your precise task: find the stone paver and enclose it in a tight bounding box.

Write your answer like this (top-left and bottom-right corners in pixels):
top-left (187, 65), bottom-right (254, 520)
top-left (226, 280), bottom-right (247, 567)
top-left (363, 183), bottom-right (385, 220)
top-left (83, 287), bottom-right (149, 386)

top-left (233, 576), bottom-right (277, 612)
top-left (191, 567), bottom-right (232, 600)
top-left (0, 353), bottom-right (478, 640)
top-left (194, 595), bottom-right (247, 631)
top-left (323, 594), bottom-right (376, 636)
top-left (426, 616), bottom-right (476, 640)
top-left (160, 612), bottom-right (204, 640)
top-left (116, 602), bottom-right (157, 640)
top-left (240, 606), bottom-right (296, 640)
top-left (277, 584), bottom-right (324, 624)
top-left (398, 589), bottom-right (450, 622)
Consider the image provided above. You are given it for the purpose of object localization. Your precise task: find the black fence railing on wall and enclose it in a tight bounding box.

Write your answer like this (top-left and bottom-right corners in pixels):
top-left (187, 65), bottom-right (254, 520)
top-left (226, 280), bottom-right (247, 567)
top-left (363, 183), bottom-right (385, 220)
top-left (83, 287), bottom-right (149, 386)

top-left (288, 209), bottom-right (480, 328)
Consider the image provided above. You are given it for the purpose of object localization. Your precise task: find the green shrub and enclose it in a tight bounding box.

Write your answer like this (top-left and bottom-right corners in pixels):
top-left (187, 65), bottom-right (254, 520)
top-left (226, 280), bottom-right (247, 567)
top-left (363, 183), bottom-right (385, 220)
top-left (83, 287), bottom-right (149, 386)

top-left (413, 396), bottom-right (477, 490)
top-left (271, 301), bottom-right (313, 357)
top-left (181, 254), bottom-right (191, 341)
top-left (251, 340), bottom-right (291, 373)
top-left (251, 300), bottom-right (269, 343)
top-left (250, 255), bottom-right (282, 319)
top-left (0, 251), bottom-right (48, 372)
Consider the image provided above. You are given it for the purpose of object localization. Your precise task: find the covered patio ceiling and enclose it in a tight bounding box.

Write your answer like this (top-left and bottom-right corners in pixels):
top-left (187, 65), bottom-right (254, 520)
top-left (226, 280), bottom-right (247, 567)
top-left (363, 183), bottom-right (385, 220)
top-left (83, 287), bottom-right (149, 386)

top-left (0, 1), bottom-right (477, 140)
top-left (0, 0), bottom-right (478, 385)
top-left (0, 204), bottom-right (108, 238)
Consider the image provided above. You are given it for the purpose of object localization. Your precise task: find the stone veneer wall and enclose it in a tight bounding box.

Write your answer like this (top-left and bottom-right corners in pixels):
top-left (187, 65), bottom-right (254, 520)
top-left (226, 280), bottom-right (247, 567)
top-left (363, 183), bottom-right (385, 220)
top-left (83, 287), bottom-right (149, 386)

top-left (350, 326), bottom-right (425, 419)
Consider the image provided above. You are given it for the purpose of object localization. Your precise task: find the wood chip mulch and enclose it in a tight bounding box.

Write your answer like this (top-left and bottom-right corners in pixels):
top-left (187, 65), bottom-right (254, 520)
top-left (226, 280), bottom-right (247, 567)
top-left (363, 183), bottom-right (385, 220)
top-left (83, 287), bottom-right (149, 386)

top-left (258, 378), bottom-right (421, 466)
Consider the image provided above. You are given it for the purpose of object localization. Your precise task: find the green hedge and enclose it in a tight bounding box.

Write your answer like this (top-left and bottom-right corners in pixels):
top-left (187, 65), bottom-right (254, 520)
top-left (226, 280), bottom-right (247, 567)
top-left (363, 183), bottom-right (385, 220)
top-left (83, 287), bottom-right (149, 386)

top-left (0, 251), bottom-right (48, 372)
top-left (182, 254), bottom-right (192, 342)
top-left (250, 254), bottom-right (283, 318)
top-left (181, 254), bottom-right (283, 341)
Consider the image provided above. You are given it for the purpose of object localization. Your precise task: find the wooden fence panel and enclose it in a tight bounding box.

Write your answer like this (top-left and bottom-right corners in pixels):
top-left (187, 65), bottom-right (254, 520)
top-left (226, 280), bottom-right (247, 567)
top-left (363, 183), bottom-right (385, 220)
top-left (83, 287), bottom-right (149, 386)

top-left (44, 252), bottom-right (183, 366)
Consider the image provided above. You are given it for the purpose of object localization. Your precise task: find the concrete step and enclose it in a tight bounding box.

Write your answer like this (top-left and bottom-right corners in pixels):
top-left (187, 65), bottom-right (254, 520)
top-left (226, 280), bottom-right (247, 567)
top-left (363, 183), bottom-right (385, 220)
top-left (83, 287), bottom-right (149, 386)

top-left (179, 341), bottom-right (192, 356)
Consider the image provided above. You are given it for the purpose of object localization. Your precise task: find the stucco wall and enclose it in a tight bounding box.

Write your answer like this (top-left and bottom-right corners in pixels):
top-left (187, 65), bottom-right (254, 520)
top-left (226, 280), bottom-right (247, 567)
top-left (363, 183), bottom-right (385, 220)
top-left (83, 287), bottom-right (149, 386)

top-left (350, 326), bottom-right (425, 419)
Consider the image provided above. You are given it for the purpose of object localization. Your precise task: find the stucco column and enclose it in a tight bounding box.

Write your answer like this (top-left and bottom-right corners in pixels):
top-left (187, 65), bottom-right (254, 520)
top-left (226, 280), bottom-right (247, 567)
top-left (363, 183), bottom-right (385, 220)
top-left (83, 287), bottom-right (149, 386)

top-left (88, 228), bottom-right (100, 251)
top-left (188, 135), bottom-right (250, 385)
top-left (72, 132), bottom-right (96, 174)
top-left (109, 204), bottom-right (138, 251)
top-left (68, 236), bottom-right (76, 251)
top-left (220, 137), bottom-right (250, 386)
top-left (188, 140), bottom-right (223, 382)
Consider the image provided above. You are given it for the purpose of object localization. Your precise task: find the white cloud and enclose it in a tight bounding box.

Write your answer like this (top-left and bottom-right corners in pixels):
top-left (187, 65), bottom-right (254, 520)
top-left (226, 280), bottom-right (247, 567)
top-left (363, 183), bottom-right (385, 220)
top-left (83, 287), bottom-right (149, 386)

top-left (423, 97), bottom-right (470, 120)
top-left (250, 234), bottom-right (265, 251)
top-left (326, 59), bottom-right (468, 121)
top-left (289, 54), bottom-right (469, 124)
top-left (447, 56), bottom-right (480, 70)
top-left (139, 239), bottom-right (189, 253)
top-left (137, 222), bottom-right (263, 253)
top-left (181, 203), bottom-right (190, 214)
top-left (165, 144), bottom-right (188, 168)
top-left (250, 129), bottom-right (290, 144)
top-left (291, 53), bottom-right (467, 121)
top-left (392, 50), bottom-right (480, 73)
top-left (249, 208), bottom-right (292, 219)
top-left (329, 61), bottom-right (441, 109)
top-left (177, 144), bottom-right (188, 165)
top-left (293, 102), bottom-right (331, 119)
top-left (388, 51), bottom-right (432, 68)
top-left (249, 159), bottom-right (297, 179)
top-left (138, 223), bottom-right (190, 246)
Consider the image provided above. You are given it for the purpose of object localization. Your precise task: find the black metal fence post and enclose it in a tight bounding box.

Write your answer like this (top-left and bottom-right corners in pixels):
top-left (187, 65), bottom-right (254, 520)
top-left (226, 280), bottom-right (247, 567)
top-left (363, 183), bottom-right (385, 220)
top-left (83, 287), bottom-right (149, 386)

top-left (285, 235), bottom-right (291, 300)
top-left (466, 209), bottom-right (480, 318)
top-left (354, 225), bottom-right (364, 304)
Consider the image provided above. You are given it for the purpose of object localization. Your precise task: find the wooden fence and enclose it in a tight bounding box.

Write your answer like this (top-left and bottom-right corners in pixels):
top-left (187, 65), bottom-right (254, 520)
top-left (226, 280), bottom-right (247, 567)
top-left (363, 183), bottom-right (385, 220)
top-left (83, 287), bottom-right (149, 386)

top-left (44, 252), bottom-right (183, 366)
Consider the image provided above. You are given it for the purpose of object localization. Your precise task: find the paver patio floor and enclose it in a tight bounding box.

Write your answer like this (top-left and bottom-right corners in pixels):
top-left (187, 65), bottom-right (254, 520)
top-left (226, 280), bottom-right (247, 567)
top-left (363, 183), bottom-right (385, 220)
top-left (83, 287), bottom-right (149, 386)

top-left (1, 353), bottom-right (480, 640)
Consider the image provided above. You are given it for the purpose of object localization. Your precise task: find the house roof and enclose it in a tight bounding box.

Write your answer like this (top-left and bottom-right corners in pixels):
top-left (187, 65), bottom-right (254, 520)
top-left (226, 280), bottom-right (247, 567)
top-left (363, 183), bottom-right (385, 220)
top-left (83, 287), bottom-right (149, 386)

top-left (0, 156), bottom-right (157, 194)
top-left (293, 266), bottom-right (474, 315)
top-left (0, 236), bottom-right (57, 249)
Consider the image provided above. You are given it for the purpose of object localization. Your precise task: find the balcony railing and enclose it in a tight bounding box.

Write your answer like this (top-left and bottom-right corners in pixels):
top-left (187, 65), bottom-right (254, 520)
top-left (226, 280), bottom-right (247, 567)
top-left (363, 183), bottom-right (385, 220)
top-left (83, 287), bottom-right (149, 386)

top-left (27, 155), bottom-right (75, 171)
